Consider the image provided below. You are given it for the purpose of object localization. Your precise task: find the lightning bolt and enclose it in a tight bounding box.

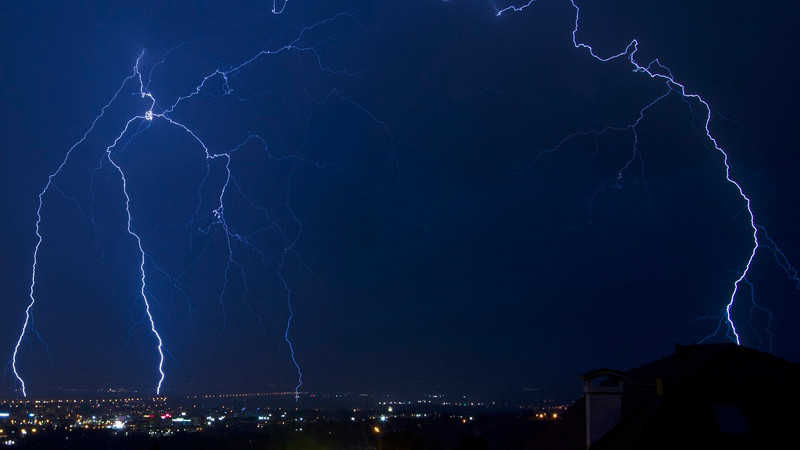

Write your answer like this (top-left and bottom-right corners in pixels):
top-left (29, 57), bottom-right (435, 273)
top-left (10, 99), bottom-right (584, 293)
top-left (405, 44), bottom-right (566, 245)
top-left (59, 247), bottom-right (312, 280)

top-left (10, 7), bottom-right (374, 398)
top-left (11, 69), bottom-right (144, 397)
top-left (103, 110), bottom-right (167, 396)
top-left (11, 0), bottom-right (796, 398)
top-left (501, 0), bottom-right (797, 345)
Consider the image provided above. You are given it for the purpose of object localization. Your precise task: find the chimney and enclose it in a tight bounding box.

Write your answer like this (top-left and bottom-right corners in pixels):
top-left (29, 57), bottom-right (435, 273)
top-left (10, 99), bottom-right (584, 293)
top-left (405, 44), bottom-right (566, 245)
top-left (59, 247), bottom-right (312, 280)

top-left (582, 369), bottom-right (626, 449)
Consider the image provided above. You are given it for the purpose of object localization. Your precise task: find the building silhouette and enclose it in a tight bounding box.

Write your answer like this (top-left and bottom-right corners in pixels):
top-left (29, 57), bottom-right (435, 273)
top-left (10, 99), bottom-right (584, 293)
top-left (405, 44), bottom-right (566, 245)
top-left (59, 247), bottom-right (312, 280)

top-left (528, 343), bottom-right (800, 449)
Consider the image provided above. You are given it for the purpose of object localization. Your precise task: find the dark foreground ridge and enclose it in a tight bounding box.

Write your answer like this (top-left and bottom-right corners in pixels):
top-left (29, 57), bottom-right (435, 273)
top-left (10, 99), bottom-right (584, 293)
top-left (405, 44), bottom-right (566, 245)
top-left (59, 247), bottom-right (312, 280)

top-left (530, 343), bottom-right (800, 449)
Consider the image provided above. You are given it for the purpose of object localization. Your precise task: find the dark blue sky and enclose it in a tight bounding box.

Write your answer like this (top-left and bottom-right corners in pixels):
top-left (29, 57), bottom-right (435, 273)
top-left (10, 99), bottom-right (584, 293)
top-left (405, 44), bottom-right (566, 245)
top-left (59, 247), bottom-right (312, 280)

top-left (1, 0), bottom-right (799, 403)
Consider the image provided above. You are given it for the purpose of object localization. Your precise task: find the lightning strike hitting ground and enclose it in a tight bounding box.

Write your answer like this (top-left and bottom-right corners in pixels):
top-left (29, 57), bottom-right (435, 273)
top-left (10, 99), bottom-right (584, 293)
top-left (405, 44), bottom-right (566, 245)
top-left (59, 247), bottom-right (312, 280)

top-left (10, 11), bottom-right (357, 398)
top-left (498, 0), bottom-right (798, 343)
top-left (9, 0), bottom-right (797, 398)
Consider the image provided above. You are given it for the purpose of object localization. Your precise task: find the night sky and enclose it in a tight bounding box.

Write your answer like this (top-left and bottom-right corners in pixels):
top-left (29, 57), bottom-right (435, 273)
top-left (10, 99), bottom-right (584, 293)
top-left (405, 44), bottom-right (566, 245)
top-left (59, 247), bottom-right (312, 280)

top-left (1, 0), bottom-right (799, 403)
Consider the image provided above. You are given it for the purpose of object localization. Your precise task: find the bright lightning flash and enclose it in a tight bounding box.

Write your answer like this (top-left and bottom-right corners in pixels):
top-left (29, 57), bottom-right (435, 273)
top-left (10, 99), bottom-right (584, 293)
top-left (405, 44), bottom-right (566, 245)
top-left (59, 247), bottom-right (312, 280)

top-left (10, 0), bottom-right (798, 399)
top-left (9, 10), bottom-right (362, 399)
top-left (498, 0), bottom-right (798, 345)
